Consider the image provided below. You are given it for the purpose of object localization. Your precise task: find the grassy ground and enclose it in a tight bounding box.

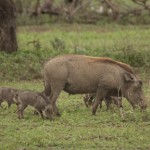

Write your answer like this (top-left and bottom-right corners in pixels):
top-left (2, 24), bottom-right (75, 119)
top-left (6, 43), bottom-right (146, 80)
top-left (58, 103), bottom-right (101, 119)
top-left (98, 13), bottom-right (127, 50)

top-left (0, 24), bottom-right (150, 149)
top-left (0, 80), bottom-right (150, 150)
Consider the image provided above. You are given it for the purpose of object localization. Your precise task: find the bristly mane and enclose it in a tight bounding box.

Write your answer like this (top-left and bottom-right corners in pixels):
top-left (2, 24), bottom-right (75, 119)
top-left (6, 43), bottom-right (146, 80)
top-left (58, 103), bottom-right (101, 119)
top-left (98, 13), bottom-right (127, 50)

top-left (86, 56), bottom-right (135, 74)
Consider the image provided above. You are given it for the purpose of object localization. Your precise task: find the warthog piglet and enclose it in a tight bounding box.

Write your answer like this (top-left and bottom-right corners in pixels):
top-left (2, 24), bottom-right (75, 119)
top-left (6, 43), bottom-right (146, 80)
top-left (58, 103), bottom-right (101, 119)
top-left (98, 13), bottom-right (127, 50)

top-left (13, 90), bottom-right (53, 120)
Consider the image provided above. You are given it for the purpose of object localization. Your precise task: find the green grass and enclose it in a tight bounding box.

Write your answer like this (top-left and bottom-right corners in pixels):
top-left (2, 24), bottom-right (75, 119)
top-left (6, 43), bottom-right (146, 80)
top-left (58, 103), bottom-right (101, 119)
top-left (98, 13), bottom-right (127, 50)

top-left (0, 81), bottom-right (150, 150)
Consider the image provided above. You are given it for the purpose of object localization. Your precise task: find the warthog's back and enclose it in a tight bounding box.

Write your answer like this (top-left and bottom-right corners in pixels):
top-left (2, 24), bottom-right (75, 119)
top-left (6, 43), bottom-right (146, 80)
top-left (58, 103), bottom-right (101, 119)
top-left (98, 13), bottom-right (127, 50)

top-left (43, 55), bottom-right (134, 94)
top-left (18, 91), bottom-right (46, 107)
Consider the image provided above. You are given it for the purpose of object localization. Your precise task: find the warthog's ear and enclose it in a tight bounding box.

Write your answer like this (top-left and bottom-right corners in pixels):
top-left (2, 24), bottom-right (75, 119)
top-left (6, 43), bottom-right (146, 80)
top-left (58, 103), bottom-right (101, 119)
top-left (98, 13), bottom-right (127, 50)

top-left (124, 72), bottom-right (134, 82)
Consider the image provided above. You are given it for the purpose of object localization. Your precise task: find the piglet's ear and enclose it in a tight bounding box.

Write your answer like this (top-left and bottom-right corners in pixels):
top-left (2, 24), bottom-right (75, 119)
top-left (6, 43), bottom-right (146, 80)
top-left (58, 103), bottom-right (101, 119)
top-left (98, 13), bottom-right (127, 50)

top-left (124, 72), bottom-right (134, 82)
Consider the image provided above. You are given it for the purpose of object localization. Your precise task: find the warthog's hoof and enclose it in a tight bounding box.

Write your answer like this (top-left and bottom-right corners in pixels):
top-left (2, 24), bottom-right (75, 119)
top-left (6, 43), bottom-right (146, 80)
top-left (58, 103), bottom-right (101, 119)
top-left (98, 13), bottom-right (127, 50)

top-left (18, 116), bottom-right (24, 119)
top-left (92, 110), bottom-right (96, 115)
top-left (56, 112), bottom-right (61, 117)
top-left (141, 105), bottom-right (147, 110)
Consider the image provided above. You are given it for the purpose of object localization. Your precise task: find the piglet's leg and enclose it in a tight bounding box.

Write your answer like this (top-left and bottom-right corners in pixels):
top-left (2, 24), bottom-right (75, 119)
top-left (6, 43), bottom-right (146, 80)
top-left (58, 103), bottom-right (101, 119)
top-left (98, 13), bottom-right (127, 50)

top-left (18, 104), bottom-right (27, 119)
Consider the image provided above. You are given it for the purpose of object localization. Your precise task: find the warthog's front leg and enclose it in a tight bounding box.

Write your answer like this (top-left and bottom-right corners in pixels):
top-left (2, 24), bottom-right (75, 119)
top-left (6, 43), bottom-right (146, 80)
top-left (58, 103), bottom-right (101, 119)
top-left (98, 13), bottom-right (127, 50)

top-left (92, 88), bottom-right (107, 115)
top-left (92, 98), bottom-right (102, 115)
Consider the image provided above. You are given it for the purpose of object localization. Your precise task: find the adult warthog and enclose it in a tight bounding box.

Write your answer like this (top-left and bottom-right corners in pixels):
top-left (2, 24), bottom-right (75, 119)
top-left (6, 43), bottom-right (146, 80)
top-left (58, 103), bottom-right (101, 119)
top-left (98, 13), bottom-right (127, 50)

top-left (43, 55), bottom-right (147, 118)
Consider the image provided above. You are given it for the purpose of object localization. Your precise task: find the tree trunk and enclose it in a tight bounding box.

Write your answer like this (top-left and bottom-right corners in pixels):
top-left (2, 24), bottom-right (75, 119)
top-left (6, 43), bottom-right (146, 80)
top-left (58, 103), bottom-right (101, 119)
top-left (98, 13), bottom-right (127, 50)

top-left (0, 0), bottom-right (17, 53)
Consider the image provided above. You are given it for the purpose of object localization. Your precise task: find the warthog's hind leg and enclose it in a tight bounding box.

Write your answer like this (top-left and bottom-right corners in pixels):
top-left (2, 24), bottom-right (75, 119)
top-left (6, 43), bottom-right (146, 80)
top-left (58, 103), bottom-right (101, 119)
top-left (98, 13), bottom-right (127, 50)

top-left (17, 104), bottom-right (27, 119)
top-left (50, 91), bottom-right (62, 117)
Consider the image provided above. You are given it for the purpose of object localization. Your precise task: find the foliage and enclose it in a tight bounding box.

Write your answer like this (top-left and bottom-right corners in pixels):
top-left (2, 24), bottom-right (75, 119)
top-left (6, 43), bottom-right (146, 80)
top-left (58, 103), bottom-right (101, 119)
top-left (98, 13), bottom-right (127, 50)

top-left (14, 0), bottom-right (150, 25)
top-left (0, 81), bottom-right (150, 150)
top-left (0, 24), bottom-right (150, 81)
top-left (50, 37), bottom-right (66, 52)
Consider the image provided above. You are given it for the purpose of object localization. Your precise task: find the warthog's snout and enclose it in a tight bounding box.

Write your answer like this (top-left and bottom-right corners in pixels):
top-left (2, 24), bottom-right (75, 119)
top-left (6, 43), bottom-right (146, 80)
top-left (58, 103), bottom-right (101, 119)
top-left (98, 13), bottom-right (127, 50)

top-left (45, 115), bottom-right (54, 121)
top-left (139, 100), bottom-right (147, 110)
top-left (141, 104), bottom-right (147, 110)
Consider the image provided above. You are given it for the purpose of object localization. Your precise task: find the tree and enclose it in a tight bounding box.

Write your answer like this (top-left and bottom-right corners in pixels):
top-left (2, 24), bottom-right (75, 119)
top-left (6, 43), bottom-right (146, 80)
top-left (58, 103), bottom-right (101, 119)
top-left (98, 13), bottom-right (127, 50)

top-left (0, 0), bottom-right (17, 53)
